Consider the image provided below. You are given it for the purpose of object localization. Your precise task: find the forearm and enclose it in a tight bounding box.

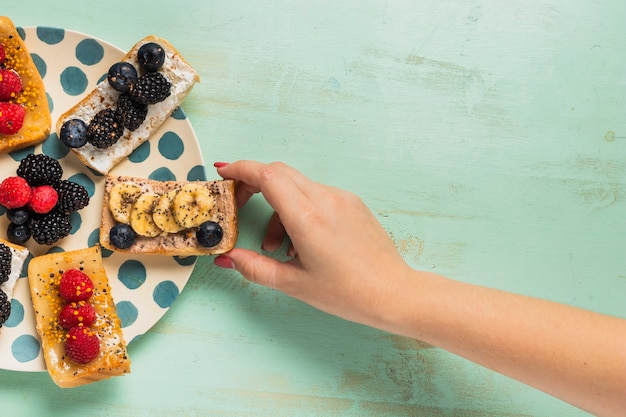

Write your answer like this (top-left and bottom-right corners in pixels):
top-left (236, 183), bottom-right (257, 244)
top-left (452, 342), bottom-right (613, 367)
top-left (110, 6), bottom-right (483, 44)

top-left (383, 270), bottom-right (626, 417)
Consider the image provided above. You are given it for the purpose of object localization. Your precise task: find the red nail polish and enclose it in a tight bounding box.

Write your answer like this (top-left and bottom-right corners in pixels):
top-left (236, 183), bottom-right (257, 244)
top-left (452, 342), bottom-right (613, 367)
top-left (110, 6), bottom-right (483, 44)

top-left (213, 162), bottom-right (229, 168)
top-left (214, 255), bottom-right (234, 269)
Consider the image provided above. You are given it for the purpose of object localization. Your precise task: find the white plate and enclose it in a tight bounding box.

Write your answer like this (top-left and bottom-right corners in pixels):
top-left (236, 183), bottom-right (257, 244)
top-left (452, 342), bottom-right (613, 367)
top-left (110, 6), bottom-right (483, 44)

top-left (0, 27), bottom-right (205, 371)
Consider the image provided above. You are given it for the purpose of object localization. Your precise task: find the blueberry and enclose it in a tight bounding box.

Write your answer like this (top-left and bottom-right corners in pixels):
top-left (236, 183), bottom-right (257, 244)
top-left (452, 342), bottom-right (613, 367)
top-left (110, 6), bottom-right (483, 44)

top-left (7, 208), bottom-right (31, 226)
top-left (137, 42), bottom-right (165, 72)
top-left (59, 119), bottom-right (88, 148)
top-left (7, 223), bottom-right (30, 245)
top-left (107, 62), bottom-right (138, 93)
top-left (109, 223), bottom-right (137, 249)
top-left (196, 221), bottom-right (223, 248)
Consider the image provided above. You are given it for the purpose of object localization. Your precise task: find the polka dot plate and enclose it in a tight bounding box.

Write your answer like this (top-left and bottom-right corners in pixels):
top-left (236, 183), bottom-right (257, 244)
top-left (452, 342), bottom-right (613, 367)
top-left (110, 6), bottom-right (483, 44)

top-left (0, 27), bottom-right (205, 371)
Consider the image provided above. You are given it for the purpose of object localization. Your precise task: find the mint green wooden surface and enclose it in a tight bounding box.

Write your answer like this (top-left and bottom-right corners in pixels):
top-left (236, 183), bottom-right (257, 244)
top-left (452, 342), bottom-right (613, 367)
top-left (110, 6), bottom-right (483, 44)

top-left (2, 1), bottom-right (625, 416)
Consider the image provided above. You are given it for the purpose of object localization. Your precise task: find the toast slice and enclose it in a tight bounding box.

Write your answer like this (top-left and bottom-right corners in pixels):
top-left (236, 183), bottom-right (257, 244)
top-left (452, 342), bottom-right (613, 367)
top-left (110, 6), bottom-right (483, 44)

top-left (100, 175), bottom-right (238, 255)
top-left (0, 238), bottom-right (29, 330)
top-left (56, 35), bottom-right (199, 174)
top-left (28, 245), bottom-right (131, 388)
top-left (0, 16), bottom-right (51, 153)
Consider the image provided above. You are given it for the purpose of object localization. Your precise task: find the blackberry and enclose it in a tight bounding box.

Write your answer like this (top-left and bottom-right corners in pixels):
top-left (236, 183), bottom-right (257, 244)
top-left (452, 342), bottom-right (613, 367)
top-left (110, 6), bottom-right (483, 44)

top-left (118, 93), bottom-right (148, 131)
top-left (87, 109), bottom-right (124, 149)
top-left (30, 210), bottom-right (72, 245)
top-left (16, 153), bottom-right (63, 186)
top-left (53, 180), bottom-right (90, 213)
top-left (130, 72), bottom-right (171, 105)
top-left (0, 289), bottom-right (10, 327)
top-left (0, 243), bottom-right (11, 284)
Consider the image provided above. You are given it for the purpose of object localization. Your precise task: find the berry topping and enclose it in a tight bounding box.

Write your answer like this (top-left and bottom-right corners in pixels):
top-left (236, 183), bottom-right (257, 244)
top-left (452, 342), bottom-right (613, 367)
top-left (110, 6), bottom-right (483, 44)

top-left (0, 243), bottom-right (11, 284)
top-left (64, 326), bottom-right (100, 364)
top-left (87, 108), bottom-right (124, 149)
top-left (0, 176), bottom-right (32, 209)
top-left (58, 301), bottom-right (97, 330)
top-left (59, 118), bottom-right (89, 148)
top-left (0, 68), bottom-right (23, 101)
top-left (29, 185), bottom-right (58, 214)
top-left (117, 93), bottom-right (147, 131)
top-left (7, 223), bottom-right (30, 245)
top-left (58, 269), bottom-right (94, 303)
top-left (17, 153), bottom-right (64, 186)
top-left (0, 44), bottom-right (5, 66)
top-left (6, 207), bottom-right (30, 225)
top-left (0, 289), bottom-right (10, 328)
top-left (53, 180), bottom-right (90, 214)
top-left (107, 62), bottom-right (138, 94)
top-left (29, 210), bottom-right (72, 245)
top-left (130, 71), bottom-right (171, 105)
top-left (109, 223), bottom-right (137, 249)
top-left (137, 42), bottom-right (166, 72)
top-left (196, 221), bottom-right (224, 248)
top-left (0, 102), bottom-right (25, 135)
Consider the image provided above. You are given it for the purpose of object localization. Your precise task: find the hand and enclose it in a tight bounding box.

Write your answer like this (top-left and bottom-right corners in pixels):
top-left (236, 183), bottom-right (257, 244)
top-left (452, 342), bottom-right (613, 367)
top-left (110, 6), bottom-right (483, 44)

top-left (214, 160), bottom-right (412, 328)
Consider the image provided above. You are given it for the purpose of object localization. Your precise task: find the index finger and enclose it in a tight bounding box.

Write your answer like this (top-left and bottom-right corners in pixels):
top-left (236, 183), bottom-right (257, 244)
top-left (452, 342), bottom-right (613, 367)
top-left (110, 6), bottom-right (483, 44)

top-left (216, 160), bottom-right (310, 218)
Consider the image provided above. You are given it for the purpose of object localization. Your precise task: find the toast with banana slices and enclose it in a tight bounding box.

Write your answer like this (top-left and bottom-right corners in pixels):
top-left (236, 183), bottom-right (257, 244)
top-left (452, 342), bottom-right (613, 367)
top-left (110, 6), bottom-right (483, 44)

top-left (100, 175), bottom-right (238, 255)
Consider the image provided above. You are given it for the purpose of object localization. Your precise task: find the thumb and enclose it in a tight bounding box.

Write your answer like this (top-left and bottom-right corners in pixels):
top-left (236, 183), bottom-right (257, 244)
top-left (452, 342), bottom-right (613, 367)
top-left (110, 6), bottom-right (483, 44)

top-left (214, 248), bottom-right (288, 290)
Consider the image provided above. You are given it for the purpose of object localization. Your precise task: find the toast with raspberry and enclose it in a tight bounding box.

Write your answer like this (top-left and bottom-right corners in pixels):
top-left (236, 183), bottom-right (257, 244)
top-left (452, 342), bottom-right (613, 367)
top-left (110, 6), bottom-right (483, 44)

top-left (0, 16), bottom-right (51, 153)
top-left (28, 245), bottom-right (131, 388)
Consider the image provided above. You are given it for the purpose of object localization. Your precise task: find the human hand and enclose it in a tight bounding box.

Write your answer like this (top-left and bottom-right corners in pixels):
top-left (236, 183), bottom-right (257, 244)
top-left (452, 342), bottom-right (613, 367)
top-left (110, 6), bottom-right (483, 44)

top-left (214, 160), bottom-right (412, 328)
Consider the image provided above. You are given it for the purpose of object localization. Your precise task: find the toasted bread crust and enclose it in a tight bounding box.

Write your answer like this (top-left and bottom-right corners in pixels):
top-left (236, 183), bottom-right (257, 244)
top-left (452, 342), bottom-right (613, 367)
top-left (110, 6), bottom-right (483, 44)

top-left (56, 35), bottom-right (199, 174)
top-left (100, 175), bottom-right (238, 255)
top-left (0, 16), bottom-right (51, 153)
top-left (27, 245), bottom-right (130, 388)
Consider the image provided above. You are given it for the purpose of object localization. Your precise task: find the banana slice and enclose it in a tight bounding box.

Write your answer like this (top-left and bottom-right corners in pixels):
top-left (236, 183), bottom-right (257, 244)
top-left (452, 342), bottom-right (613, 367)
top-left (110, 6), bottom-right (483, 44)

top-left (173, 183), bottom-right (215, 228)
top-left (108, 182), bottom-right (144, 224)
top-left (129, 192), bottom-right (162, 237)
top-left (152, 189), bottom-right (185, 233)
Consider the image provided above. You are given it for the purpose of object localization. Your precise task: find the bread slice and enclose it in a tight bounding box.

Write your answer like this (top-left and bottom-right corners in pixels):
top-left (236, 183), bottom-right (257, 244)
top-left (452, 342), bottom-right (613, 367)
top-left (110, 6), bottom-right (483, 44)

top-left (0, 16), bottom-right (51, 153)
top-left (0, 238), bottom-right (29, 330)
top-left (28, 245), bottom-right (131, 388)
top-left (100, 175), bottom-right (238, 256)
top-left (56, 35), bottom-right (199, 174)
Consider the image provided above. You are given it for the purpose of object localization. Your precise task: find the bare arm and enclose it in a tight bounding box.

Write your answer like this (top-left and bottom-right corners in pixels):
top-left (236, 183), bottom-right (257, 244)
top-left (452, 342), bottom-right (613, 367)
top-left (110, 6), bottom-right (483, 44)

top-left (214, 160), bottom-right (626, 417)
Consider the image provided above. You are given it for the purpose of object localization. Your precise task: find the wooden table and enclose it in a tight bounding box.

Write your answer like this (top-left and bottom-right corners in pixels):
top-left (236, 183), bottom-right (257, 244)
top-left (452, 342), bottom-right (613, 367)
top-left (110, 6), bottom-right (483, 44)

top-left (2, 1), bottom-right (624, 416)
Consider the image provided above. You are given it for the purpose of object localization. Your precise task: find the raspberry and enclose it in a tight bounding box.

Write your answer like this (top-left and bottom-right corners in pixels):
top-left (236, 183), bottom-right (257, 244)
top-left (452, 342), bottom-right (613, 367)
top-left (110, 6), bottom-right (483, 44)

top-left (0, 176), bottom-right (32, 209)
top-left (58, 301), bottom-right (97, 330)
top-left (0, 69), bottom-right (23, 101)
top-left (0, 44), bottom-right (5, 66)
top-left (0, 102), bottom-right (25, 135)
top-left (29, 185), bottom-right (58, 214)
top-left (58, 269), bottom-right (94, 302)
top-left (64, 326), bottom-right (100, 364)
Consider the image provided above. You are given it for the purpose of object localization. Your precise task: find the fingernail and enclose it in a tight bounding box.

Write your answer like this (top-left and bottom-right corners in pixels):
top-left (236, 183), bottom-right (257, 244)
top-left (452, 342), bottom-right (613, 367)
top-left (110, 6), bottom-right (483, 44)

top-left (213, 162), bottom-right (229, 168)
top-left (214, 255), bottom-right (234, 269)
